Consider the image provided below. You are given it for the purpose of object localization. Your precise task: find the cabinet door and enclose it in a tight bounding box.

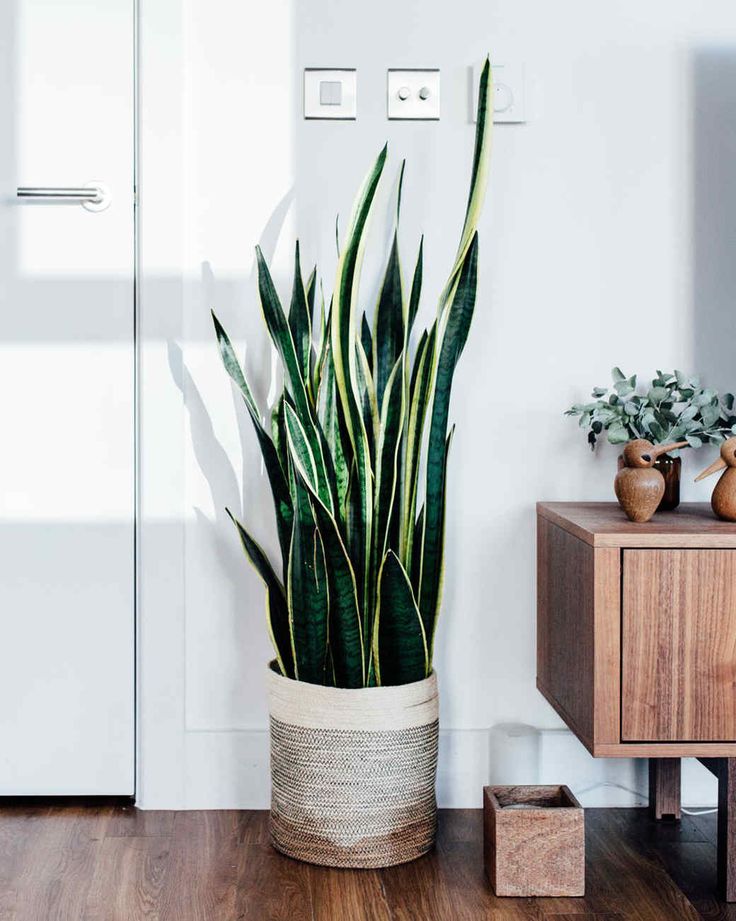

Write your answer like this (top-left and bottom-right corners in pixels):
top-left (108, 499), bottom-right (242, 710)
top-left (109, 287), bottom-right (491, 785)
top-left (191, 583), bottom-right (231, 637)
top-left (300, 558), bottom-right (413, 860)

top-left (622, 550), bottom-right (736, 742)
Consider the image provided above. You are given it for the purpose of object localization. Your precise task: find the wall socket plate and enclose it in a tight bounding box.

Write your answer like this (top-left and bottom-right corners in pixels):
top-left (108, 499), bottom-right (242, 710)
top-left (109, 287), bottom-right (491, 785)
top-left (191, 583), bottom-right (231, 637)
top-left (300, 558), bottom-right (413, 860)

top-left (304, 68), bottom-right (357, 120)
top-left (472, 62), bottom-right (525, 123)
top-left (387, 69), bottom-right (440, 120)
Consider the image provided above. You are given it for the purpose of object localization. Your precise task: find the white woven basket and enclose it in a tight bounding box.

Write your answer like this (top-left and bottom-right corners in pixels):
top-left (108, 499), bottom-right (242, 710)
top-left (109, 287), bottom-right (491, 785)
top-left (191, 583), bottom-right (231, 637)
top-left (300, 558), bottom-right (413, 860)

top-left (268, 666), bottom-right (439, 868)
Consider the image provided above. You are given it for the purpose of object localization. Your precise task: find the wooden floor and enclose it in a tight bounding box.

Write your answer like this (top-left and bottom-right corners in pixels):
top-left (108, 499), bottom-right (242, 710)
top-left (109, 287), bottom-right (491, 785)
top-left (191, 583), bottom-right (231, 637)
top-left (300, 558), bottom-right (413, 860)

top-left (0, 806), bottom-right (733, 920)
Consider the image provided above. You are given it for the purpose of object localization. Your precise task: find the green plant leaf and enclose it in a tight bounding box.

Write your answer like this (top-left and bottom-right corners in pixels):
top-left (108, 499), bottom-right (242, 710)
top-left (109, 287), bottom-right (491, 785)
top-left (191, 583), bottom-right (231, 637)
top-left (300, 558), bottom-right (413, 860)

top-left (418, 235), bottom-right (478, 645)
top-left (373, 550), bottom-right (428, 686)
top-left (360, 313), bottom-right (373, 371)
top-left (701, 404), bottom-right (720, 428)
top-left (411, 504), bottom-right (425, 596)
top-left (288, 241), bottom-right (312, 388)
top-left (355, 338), bottom-right (379, 463)
top-left (373, 232), bottom-right (405, 411)
top-left (287, 471), bottom-right (329, 685)
top-left (226, 509), bottom-right (294, 679)
top-left (271, 395), bottom-right (289, 482)
top-left (373, 357), bottom-right (406, 580)
top-left (212, 311), bottom-right (293, 564)
top-left (283, 402), bottom-right (319, 487)
top-left (320, 354), bottom-right (350, 520)
top-left (408, 236), bottom-right (423, 332)
top-left (310, 286), bottom-right (329, 403)
top-left (400, 325), bottom-right (435, 564)
top-left (439, 58), bottom-right (491, 313)
top-left (331, 146), bottom-right (387, 629)
top-left (306, 265), bottom-right (317, 315)
top-left (648, 386), bottom-right (669, 404)
top-left (607, 424), bottom-right (630, 445)
top-left (255, 247), bottom-right (334, 513)
top-left (285, 413), bottom-right (365, 688)
top-left (419, 424), bottom-right (455, 659)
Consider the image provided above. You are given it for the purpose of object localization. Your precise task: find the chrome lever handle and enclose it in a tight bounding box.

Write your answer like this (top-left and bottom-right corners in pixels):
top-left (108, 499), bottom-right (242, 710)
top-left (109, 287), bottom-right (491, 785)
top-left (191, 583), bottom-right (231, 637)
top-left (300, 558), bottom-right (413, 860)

top-left (17, 182), bottom-right (111, 212)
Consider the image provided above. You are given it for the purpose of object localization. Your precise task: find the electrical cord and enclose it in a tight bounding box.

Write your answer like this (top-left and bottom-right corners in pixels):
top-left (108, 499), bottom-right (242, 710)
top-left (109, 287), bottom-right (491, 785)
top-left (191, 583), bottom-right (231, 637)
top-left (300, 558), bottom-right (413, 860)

top-left (575, 781), bottom-right (718, 814)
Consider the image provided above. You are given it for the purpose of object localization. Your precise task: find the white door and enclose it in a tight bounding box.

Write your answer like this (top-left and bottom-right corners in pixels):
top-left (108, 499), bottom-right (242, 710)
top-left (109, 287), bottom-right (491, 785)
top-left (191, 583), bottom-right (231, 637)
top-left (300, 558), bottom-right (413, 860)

top-left (0, 0), bottom-right (135, 793)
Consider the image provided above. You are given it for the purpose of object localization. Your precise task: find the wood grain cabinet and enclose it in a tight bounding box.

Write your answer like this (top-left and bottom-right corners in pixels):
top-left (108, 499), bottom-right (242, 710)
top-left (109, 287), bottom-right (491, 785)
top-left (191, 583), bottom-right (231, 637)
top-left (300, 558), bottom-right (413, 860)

top-left (537, 503), bottom-right (736, 899)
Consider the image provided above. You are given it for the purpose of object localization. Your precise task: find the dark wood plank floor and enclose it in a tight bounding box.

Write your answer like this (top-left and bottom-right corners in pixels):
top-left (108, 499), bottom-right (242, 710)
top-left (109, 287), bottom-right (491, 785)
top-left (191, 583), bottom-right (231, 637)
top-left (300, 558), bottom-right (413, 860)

top-left (0, 806), bottom-right (731, 920)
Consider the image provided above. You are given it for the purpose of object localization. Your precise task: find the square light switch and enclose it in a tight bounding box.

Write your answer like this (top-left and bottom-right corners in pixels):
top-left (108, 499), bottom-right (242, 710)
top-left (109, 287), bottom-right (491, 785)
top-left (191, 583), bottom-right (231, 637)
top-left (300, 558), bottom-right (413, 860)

top-left (319, 81), bottom-right (342, 106)
top-left (387, 69), bottom-right (440, 120)
top-left (304, 69), bottom-right (356, 120)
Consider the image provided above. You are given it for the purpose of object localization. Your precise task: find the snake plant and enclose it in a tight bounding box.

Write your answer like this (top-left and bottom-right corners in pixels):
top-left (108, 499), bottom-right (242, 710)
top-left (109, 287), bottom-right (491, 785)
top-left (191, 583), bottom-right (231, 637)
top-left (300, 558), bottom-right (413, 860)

top-left (213, 59), bottom-right (493, 687)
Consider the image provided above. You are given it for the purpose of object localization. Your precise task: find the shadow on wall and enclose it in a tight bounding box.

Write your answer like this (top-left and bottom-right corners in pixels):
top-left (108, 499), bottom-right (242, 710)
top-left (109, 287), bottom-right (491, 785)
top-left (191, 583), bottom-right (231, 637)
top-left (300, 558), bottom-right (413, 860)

top-left (167, 194), bottom-right (298, 716)
top-left (691, 46), bottom-right (736, 394)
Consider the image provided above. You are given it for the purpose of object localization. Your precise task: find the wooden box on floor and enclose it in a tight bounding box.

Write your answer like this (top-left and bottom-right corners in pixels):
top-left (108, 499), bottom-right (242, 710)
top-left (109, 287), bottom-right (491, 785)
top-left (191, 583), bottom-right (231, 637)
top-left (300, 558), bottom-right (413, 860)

top-left (483, 785), bottom-right (585, 897)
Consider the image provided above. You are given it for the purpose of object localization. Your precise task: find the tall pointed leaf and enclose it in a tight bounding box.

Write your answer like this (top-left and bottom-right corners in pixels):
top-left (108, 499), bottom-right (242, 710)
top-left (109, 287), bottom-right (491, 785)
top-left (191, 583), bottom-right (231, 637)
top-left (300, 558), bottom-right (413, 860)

top-left (287, 469), bottom-right (329, 685)
top-left (360, 313), bottom-right (373, 371)
top-left (212, 311), bottom-right (292, 562)
top-left (400, 324), bottom-right (435, 564)
top-left (306, 265), bottom-right (317, 317)
top-left (312, 293), bottom-right (331, 405)
top-left (331, 146), bottom-right (387, 627)
top-left (255, 247), bottom-right (333, 513)
top-left (355, 339), bottom-right (379, 463)
top-left (285, 411), bottom-right (365, 687)
top-left (226, 509), bottom-right (294, 679)
top-left (288, 241), bottom-right (312, 387)
top-left (418, 235), bottom-right (478, 640)
top-left (271, 395), bottom-right (289, 480)
top-left (283, 403), bottom-right (319, 487)
top-left (438, 58), bottom-right (492, 314)
top-left (308, 273), bottom-right (323, 400)
top-left (373, 233), bottom-right (405, 410)
top-left (408, 237), bottom-right (423, 331)
top-left (370, 356), bottom-right (406, 674)
top-left (320, 355), bottom-right (349, 518)
top-left (373, 358), bottom-right (405, 568)
top-left (411, 504), bottom-right (425, 597)
top-left (373, 551), bottom-right (428, 686)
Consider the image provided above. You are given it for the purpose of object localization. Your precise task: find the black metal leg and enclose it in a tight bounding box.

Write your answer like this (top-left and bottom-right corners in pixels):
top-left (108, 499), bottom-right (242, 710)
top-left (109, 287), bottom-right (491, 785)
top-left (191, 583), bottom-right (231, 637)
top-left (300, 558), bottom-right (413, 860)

top-left (698, 757), bottom-right (736, 902)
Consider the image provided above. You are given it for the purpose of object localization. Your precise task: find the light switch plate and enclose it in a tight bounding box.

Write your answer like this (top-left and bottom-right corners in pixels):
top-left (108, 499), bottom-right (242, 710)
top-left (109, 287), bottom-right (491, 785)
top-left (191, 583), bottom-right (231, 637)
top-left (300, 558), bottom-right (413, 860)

top-left (387, 69), bottom-right (440, 120)
top-left (472, 63), bottom-right (525, 123)
top-left (304, 69), bottom-right (356, 120)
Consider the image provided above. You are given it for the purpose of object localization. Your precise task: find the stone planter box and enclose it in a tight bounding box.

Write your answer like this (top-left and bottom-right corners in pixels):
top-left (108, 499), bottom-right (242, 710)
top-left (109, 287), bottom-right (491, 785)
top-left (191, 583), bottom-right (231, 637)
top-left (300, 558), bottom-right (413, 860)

top-left (483, 784), bottom-right (585, 897)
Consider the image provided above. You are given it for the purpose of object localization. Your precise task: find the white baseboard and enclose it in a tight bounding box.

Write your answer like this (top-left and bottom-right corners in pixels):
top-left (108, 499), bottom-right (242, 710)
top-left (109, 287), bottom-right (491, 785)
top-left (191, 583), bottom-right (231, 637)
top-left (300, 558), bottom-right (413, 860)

top-left (137, 725), bottom-right (719, 810)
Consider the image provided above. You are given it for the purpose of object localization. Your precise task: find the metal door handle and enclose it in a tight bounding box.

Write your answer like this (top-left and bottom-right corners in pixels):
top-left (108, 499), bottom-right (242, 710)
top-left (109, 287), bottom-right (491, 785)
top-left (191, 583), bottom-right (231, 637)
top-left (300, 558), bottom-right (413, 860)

top-left (17, 182), bottom-right (111, 212)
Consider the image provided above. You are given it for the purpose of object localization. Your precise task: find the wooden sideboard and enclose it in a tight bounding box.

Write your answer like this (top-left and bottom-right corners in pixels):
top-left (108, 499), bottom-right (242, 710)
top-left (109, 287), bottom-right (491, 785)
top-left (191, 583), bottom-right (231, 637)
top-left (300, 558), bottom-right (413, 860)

top-left (537, 502), bottom-right (736, 900)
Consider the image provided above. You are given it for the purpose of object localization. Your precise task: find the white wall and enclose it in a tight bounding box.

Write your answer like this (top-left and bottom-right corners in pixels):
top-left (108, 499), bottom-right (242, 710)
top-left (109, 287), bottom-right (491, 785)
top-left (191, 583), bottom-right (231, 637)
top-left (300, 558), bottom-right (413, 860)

top-left (138, 0), bottom-right (736, 808)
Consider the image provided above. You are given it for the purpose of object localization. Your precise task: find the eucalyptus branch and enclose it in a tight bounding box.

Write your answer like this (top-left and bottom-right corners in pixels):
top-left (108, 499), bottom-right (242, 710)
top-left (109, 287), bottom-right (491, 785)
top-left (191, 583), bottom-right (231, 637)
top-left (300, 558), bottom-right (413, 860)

top-left (565, 368), bottom-right (736, 453)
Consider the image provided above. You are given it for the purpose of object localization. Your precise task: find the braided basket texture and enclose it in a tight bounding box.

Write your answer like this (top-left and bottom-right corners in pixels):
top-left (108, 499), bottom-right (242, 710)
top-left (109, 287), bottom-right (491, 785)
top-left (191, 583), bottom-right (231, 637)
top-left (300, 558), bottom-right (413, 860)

top-left (268, 667), bottom-right (439, 868)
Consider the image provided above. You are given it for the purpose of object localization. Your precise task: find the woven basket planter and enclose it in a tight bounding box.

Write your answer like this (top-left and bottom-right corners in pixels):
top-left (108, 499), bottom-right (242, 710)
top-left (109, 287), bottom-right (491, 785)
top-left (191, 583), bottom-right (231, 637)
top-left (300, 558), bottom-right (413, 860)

top-left (268, 666), bottom-right (439, 868)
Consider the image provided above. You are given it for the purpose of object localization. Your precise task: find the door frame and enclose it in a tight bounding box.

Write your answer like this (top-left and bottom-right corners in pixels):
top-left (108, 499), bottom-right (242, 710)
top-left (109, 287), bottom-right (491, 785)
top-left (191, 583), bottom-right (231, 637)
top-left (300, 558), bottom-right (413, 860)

top-left (134, 0), bottom-right (189, 808)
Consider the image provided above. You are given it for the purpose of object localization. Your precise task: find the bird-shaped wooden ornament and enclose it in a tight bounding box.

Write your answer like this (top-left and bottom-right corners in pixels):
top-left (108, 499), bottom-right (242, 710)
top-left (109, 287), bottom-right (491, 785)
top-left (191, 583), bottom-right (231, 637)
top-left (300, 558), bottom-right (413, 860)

top-left (615, 439), bottom-right (689, 523)
top-left (695, 437), bottom-right (736, 522)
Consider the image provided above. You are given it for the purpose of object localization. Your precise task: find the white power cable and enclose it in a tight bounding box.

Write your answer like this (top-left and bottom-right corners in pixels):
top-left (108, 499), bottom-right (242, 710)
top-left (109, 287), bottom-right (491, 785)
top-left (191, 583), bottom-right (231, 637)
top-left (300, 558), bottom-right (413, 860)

top-left (575, 781), bottom-right (718, 815)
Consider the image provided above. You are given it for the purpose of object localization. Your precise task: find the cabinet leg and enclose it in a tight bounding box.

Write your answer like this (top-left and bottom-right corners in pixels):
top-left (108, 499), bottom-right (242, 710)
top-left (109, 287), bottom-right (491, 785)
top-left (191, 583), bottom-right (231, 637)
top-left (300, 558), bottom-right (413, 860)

top-left (648, 758), bottom-right (681, 820)
top-left (716, 758), bottom-right (736, 902)
top-left (697, 757), bottom-right (736, 902)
